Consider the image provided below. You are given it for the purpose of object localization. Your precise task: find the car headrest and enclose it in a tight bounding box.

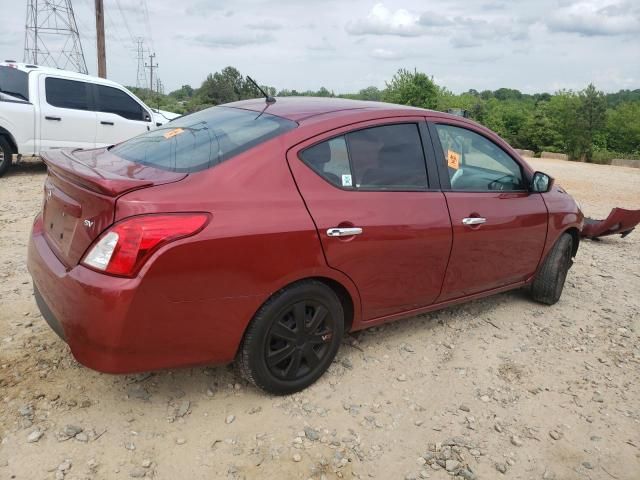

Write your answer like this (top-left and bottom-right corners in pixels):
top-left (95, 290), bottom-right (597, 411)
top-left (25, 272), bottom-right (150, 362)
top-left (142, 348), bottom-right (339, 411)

top-left (304, 142), bottom-right (331, 167)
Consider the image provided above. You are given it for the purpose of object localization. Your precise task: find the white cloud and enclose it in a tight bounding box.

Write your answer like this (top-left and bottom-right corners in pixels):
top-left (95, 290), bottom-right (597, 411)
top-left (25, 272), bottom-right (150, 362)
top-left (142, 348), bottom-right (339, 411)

top-left (246, 19), bottom-right (283, 31)
top-left (546, 0), bottom-right (640, 36)
top-left (370, 48), bottom-right (408, 60)
top-left (0, 0), bottom-right (637, 94)
top-left (346, 3), bottom-right (422, 37)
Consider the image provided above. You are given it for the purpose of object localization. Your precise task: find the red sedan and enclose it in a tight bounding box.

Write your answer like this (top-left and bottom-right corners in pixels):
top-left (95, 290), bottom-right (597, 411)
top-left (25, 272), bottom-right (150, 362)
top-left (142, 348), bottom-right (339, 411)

top-left (27, 97), bottom-right (583, 394)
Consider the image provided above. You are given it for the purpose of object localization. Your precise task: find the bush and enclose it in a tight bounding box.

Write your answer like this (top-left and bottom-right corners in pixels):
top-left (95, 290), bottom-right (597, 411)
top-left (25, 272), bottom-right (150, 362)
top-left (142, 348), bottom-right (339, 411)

top-left (591, 149), bottom-right (640, 165)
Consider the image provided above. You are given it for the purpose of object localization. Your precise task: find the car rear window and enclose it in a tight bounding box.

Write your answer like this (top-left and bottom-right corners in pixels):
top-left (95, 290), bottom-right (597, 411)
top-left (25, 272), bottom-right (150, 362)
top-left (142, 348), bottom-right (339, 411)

top-left (110, 106), bottom-right (297, 173)
top-left (0, 66), bottom-right (29, 101)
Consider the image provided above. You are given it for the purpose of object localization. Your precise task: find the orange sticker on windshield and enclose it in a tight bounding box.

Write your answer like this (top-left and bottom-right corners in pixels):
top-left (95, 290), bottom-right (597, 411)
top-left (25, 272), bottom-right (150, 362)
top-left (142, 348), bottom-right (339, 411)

top-left (447, 150), bottom-right (460, 169)
top-left (163, 128), bottom-right (184, 139)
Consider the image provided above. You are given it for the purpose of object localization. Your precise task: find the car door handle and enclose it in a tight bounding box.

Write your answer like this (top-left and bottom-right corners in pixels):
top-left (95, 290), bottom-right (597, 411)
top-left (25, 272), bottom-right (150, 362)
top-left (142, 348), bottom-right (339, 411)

top-left (462, 217), bottom-right (487, 225)
top-left (327, 227), bottom-right (363, 237)
top-left (45, 116), bottom-right (61, 121)
top-left (100, 121), bottom-right (114, 126)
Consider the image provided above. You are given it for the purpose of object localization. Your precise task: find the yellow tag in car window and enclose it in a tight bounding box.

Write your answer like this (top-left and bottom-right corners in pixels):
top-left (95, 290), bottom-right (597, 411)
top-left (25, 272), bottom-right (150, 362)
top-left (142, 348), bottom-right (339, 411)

top-left (447, 150), bottom-right (460, 169)
top-left (163, 128), bottom-right (184, 139)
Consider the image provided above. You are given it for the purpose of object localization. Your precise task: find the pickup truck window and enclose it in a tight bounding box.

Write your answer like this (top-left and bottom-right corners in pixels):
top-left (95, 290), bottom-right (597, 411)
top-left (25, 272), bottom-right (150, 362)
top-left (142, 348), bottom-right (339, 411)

top-left (0, 66), bottom-right (29, 101)
top-left (45, 77), bottom-right (91, 111)
top-left (95, 85), bottom-right (146, 121)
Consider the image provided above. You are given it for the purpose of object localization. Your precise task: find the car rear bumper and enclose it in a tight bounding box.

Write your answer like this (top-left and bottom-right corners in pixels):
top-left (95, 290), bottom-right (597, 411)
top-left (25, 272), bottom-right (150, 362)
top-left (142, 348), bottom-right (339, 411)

top-left (27, 214), bottom-right (259, 374)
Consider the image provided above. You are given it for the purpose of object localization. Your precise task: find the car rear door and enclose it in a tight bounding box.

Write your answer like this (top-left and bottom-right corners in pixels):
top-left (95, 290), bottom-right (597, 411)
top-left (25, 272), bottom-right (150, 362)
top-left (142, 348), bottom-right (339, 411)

top-left (94, 84), bottom-right (152, 146)
top-left (287, 118), bottom-right (452, 321)
top-left (428, 119), bottom-right (548, 301)
top-left (38, 75), bottom-right (96, 150)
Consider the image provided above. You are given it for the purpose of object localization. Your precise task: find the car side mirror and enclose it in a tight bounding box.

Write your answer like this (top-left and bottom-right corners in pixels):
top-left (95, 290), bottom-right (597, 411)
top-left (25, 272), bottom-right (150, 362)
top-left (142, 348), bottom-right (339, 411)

top-left (144, 114), bottom-right (152, 122)
top-left (530, 171), bottom-right (554, 193)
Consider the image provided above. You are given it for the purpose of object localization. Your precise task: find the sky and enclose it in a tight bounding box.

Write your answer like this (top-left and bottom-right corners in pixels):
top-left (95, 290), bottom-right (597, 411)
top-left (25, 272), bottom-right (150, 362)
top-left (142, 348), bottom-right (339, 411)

top-left (1, 0), bottom-right (639, 94)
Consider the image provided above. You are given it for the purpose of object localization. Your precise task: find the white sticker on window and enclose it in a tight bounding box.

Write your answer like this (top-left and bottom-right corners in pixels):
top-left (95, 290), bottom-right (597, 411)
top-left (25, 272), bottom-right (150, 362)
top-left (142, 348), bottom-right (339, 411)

top-left (342, 174), bottom-right (353, 187)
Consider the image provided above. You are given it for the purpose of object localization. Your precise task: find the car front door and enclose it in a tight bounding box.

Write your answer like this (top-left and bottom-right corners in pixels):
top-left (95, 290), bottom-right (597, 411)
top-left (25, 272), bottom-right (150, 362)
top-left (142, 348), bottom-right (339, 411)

top-left (429, 120), bottom-right (548, 301)
top-left (287, 119), bottom-right (452, 321)
top-left (39, 76), bottom-right (96, 150)
top-left (94, 84), bottom-right (152, 146)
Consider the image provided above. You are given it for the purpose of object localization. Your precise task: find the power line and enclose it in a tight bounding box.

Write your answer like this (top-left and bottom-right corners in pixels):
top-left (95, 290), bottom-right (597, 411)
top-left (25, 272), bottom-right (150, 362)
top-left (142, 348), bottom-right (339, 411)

top-left (141, 0), bottom-right (155, 53)
top-left (114, 0), bottom-right (137, 44)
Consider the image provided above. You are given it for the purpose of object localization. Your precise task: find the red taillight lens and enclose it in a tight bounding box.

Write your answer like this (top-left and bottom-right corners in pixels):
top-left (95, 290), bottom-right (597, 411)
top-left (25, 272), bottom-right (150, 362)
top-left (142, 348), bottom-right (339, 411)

top-left (82, 213), bottom-right (209, 277)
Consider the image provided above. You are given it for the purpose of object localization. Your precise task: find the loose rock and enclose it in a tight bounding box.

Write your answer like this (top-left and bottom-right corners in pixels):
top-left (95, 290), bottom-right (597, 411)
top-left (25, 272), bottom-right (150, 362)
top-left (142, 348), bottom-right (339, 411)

top-left (27, 429), bottom-right (44, 443)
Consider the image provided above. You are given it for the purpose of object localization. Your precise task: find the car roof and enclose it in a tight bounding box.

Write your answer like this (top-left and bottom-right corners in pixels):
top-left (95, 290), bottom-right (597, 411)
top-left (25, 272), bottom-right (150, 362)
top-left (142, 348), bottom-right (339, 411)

top-left (0, 61), bottom-right (124, 88)
top-left (225, 96), bottom-right (429, 122)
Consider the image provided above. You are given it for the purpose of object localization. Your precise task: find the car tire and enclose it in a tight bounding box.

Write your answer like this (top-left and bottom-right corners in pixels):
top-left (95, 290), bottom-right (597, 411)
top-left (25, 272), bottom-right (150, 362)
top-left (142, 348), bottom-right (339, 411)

top-left (0, 136), bottom-right (13, 177)
top-left (238, 280), bottom-right (344, 395)
top-left (530, 233), bottom-right (573, 305)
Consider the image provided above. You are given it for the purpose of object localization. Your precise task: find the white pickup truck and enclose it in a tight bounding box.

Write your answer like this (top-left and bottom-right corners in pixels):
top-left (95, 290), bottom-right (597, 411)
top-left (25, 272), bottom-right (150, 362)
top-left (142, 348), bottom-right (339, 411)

top-left (0, 61), bottom-right (180, 176)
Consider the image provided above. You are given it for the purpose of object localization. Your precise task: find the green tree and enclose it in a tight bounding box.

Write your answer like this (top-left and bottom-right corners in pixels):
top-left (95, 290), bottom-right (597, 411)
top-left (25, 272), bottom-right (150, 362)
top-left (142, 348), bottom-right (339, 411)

top-left (606, 102), bottom-right (640, 153)
top-left (382, 69), bottom-right (439, 109)
top-left (576, 84), bottom-right (607, 160)
top-left (521, 101), bottom-right (562, 152)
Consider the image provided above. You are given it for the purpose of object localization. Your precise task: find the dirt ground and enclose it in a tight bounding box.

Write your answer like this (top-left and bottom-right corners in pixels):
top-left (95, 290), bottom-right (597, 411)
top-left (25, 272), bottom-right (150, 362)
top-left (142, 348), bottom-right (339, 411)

top-left (0, 157), bottom-right (638, 480)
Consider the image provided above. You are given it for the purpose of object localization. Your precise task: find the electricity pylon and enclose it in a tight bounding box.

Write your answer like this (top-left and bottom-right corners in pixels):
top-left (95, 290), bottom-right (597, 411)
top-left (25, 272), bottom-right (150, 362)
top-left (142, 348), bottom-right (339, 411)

top-left (135, 37), bottom-right (148, 89)
top-left (24, 0), bottom-right (88, 74)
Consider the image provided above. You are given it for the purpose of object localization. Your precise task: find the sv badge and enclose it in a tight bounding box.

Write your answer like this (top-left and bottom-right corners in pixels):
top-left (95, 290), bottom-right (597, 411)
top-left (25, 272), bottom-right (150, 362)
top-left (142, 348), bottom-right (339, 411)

top-left (83, 219), bottom-right (95, 228)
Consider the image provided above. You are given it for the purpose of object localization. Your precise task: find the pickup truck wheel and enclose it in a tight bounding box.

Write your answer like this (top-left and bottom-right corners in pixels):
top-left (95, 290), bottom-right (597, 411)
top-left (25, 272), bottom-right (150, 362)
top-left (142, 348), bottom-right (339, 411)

top-left (0, 136), bottom-right (13, 177)
top-left (530, 233), bottom-right (573, 305)
top-left (238, 280), bottom-right (344, 395)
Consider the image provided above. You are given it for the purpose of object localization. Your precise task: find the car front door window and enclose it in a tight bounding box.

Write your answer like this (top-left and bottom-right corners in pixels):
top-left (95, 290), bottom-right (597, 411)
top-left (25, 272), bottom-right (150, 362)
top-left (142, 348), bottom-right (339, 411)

top-left (434, 124), bottom-right (524, 191)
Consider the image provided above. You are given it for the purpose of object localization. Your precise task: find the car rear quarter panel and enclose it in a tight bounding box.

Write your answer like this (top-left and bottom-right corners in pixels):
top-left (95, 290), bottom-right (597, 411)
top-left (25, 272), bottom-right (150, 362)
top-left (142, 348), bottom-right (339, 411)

top-left (111, 135), bottom-right (362, 370)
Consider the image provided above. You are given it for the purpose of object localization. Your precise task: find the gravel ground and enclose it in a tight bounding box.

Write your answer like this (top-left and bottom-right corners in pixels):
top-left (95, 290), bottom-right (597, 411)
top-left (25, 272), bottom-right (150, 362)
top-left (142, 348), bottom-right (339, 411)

top-left (0, 157), bottom-right (639, 480)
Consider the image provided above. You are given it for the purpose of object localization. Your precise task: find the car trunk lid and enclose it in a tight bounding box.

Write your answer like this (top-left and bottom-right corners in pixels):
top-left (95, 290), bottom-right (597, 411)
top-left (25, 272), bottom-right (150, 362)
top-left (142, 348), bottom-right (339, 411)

top-left (41, 148), bottom-right (186, 267)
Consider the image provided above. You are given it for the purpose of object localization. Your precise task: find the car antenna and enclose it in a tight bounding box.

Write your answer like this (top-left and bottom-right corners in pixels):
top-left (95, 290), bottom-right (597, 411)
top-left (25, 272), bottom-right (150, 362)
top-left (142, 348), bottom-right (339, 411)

top-left (246, 76), bottom-right (276, 105)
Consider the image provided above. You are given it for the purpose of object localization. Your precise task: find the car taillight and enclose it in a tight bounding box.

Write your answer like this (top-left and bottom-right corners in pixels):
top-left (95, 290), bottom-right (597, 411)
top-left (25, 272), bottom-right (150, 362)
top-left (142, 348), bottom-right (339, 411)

top-left (81, 213), bottom-right (209, 277)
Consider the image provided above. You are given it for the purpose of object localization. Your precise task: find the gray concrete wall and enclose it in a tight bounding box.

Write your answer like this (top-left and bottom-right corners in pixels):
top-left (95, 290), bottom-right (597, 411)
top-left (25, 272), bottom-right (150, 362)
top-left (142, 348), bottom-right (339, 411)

top-left (541, 152), bottom-right (569, 160)
top-left (611, 158), bottom-right (640, 169)
top-left (515, 149), bottom-right (535, 157)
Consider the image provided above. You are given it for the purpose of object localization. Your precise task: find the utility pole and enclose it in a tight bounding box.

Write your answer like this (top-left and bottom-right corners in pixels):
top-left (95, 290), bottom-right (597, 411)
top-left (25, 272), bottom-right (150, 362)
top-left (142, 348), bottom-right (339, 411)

top-left (145, 53), bottom-right (158, 93)
top-left (95, 0), bottom-right (106, 78)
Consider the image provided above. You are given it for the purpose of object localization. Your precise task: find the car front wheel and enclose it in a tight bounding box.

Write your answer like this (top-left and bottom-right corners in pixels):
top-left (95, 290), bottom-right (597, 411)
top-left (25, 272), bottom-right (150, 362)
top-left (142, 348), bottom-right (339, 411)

top-left (530, 233), bottom-right (574, 305)
top-left (238, 280), bottom-right (344, 395)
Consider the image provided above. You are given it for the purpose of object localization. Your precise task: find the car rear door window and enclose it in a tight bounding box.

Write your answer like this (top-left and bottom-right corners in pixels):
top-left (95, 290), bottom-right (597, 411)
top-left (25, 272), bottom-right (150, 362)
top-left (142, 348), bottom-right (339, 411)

top-left (95, 85), bottom-right (146, 121)
top-left (300, 136), bottom-right (352, 188)
top-left (300, 123), bottom-right (428, 191)
top-left (434, 124), bottom-right (525, 191)
top-left (45, 77), bottom-right (91, 110)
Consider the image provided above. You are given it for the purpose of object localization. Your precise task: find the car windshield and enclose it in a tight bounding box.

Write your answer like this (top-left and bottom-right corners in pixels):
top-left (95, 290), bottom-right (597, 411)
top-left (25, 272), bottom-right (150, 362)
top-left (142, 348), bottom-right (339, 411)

top-left (111, 106), bottom-right (296, 173)
top-left (0, 66), bottom-right (29, 101)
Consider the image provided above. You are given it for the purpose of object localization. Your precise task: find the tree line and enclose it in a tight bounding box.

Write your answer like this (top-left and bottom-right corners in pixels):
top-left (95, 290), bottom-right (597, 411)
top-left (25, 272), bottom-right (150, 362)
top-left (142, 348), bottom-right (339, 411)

top-left (129, 67), bottom-right (640, 163)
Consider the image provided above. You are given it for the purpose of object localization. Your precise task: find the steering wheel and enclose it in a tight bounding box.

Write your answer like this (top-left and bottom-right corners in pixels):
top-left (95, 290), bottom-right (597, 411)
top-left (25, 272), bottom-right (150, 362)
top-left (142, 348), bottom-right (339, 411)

top-left (488, 174), bottom-right (519, 191)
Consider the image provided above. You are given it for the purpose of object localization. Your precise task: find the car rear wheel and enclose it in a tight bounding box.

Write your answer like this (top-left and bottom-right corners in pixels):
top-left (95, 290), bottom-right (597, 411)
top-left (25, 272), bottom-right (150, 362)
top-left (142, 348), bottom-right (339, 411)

top-left (0, 136), bottom-right (13, 177)
top-left (530, 233), bottom-right (573, 305)
top-left (238, 280), bottom-right (344, 395)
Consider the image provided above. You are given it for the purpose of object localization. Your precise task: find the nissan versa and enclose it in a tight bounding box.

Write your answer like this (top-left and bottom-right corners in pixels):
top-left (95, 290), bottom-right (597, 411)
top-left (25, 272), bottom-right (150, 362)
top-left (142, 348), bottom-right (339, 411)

top-left (27, 97), bottom-right (583, 394)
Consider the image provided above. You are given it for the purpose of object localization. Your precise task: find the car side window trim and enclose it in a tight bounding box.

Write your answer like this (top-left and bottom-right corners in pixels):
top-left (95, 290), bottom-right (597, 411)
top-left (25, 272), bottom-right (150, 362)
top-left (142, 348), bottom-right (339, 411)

top-left (427, 120), bottom-right (529, 193)
top-left (298, 120), bottom-right (438, 192)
